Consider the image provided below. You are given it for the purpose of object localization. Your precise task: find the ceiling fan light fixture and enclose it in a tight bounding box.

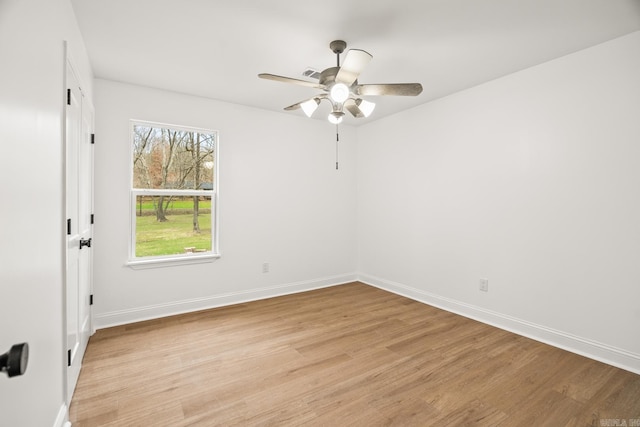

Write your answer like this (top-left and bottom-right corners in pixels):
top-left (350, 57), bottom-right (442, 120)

top-left (330, 83), bottom-right (350, 103)
top-left (328, 111), bottom-right (344, 125)
top-left (259, 40), bottom-right (423, 123)
top-left (300, 98), bottom-right (320, 117)
top-left (356, 99), bottom-right (376, 118)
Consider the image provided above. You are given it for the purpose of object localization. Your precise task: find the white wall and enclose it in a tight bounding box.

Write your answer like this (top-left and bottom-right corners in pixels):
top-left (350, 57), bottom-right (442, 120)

top-left (0, 3), bottom-right (635, 424)
top-left (357, 31), bottom-right (640, 373)
top-left (92, 80), bottom-right (358, 327)
top-left (0, 0), bottom-right (93, 425)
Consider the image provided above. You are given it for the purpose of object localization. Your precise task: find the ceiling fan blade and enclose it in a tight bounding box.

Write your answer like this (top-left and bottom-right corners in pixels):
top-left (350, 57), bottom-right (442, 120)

top-left (344, 100), bottom-right (364, 118)
top-left (335, 49), bottom-right (372, 86)
top-left (284, 94), bottom-right (327, 111)
top-left (258, 73), bottom-right (326, 90)
top-left (284, 101), bottom-right (303, 111)
top-left (355, 83), bottom-right (423, 96)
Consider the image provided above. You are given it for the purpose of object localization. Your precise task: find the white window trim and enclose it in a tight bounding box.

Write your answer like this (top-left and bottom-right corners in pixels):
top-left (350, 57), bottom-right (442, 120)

top-left (127, 121), bottom-right (220, 268)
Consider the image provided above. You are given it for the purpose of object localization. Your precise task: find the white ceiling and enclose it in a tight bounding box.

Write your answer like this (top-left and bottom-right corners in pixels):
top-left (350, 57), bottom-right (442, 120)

top-left (71, 0), bottom-right (640, 125)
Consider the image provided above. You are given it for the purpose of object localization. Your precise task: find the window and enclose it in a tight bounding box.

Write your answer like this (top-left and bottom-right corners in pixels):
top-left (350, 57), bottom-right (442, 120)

top-left (129, 120), bottom-right (218, 266)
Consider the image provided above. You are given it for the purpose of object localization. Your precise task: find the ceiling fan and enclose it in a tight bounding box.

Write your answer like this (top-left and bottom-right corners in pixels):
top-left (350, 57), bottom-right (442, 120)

top-left (259, 40), bottom-right (423, 124)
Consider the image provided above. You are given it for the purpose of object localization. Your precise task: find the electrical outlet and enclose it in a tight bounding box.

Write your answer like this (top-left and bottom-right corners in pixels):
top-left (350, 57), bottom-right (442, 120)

top-left (479, 278), bottom-right (489, 292)
top-left (262, 262), bottom-right (270, 273)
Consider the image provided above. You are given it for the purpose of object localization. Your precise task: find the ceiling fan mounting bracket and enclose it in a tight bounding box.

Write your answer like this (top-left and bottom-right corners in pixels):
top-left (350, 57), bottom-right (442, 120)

top-left (329, 40), bottom-right (347, 55)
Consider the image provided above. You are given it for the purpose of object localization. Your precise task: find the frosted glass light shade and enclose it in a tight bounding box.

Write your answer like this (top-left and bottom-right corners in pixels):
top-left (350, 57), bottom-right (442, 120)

top-left (300, 98), bottom-right (319, 117)
top-left (330, 83), bottom-right (350, 103)
top-left (328, 111), bottom-right (344, 124)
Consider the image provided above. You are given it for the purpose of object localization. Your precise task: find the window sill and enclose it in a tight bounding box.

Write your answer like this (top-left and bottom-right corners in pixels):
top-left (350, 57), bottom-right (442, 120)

top-left (126, 252), bottom-right (220, 269)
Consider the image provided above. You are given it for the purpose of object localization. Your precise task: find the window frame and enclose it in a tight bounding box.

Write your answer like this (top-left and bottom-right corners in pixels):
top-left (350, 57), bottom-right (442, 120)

top-left (126, 120), bottom-right (220, 268)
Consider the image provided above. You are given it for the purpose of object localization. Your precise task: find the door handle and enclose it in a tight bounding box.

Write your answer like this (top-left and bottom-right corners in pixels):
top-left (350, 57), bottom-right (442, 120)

top-left (1, 343), bottom-right (29, 378)
top-left (79, 238), bottom-right (92, 249)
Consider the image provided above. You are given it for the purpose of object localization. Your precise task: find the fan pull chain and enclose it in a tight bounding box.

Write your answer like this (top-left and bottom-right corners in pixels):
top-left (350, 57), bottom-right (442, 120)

top-left (335, 124), bottom-right (339, 170)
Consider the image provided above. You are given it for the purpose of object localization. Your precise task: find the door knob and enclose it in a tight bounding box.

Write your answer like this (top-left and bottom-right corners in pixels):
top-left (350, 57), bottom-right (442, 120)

top-left (1, 343), bottom-right (29, 378)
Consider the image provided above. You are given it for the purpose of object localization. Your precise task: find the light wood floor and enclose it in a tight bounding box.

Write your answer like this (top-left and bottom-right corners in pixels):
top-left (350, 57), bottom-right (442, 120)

top-left (70, 282), bottom-right (640, 426)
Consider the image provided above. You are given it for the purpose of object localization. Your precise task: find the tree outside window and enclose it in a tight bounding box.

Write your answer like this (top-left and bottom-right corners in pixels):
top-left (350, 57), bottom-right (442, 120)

top-left (130, 121), bottom-right (218, 261)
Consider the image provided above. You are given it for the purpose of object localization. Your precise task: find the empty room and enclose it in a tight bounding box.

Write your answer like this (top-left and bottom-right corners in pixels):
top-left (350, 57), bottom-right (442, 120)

top-left (1, 0), bottom-right (640, 426)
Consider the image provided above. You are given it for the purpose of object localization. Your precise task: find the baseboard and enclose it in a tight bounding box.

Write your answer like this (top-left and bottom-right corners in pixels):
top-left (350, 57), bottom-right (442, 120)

top-left (93, 273), bottom-right (358, 329)
top-left (53, 403), bottom-right (68, 427)
top-left (359, 273), bottom-right (640, 375)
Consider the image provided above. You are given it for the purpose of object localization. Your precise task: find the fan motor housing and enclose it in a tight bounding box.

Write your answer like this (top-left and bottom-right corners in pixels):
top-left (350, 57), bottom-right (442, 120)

top-left (319, 67), bottom-right (339, 86)
top-left (319, 67), bottom-right (357, 90)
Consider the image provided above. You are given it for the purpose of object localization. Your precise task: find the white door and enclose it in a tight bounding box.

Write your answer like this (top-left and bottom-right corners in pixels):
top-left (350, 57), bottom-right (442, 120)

top-left (65, 58), bottom-right (94, 403)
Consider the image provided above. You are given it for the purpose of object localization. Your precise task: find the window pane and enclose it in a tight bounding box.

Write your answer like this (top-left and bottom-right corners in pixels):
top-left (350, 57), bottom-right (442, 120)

top-left (132, 124), bottom-right (215, 190)
top-left (135, 195), bottom-right (212, 257)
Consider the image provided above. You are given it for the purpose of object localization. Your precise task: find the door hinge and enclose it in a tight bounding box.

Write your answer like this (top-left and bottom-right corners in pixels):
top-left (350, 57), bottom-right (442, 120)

top-left (67, 349), bottom-right (71, 367)
top-left (67, 219), bottom-right (71, 235)
top-left (91, 133), bottom-right (95, 144)
top-left (90, 294), bottom-right (94, 306)
top-left (91, 214), bottom-right (94, 224)
top-left (66, 88), bottom-right (71, 106)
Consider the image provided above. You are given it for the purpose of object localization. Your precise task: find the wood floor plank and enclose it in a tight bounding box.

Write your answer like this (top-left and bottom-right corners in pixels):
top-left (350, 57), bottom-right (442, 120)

top-left (70, 282), bottom-right (640, 426)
